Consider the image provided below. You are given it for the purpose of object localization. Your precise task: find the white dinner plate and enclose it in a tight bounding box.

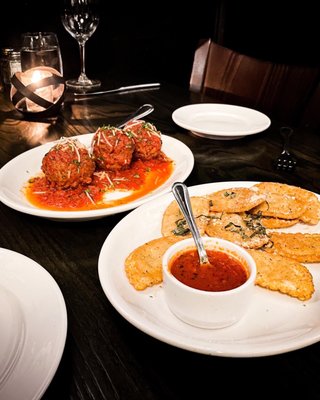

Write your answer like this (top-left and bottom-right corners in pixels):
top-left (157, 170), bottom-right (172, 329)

top-left (0, 134), bottom-right (194, 221)
top-left (0, 248), bottom-right (67, 400)
top-left (98, 181), bottom-right (320, 357)
top-left (172, 103), bottom-right (271, 140)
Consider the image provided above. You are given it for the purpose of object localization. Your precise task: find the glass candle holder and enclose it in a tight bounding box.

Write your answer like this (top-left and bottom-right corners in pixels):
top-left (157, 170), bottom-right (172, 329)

top-left (10, 66), bottom-right (65, 117)
top-left (20, 32), bottom-right (63, 75)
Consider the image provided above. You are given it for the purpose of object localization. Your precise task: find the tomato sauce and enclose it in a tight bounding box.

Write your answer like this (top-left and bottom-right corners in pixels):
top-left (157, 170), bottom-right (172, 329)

top-left (170, 249), bottom-right (248, 292)
top-left (25, 155), bottom-right (174, 211)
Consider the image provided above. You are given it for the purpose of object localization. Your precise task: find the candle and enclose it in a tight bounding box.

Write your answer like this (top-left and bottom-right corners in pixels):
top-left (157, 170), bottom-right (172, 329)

top-left (24, 69), bottom-right (53, 112)
top-left (10, 66), bottom-right (65, 116)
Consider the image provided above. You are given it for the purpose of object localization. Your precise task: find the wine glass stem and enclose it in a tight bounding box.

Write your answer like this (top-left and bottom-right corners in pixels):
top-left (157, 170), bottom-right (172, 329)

top-left (78, 42), bottom-right (89, 82)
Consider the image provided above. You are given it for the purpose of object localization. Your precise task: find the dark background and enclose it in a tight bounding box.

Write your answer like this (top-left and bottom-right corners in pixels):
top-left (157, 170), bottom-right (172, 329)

top-left (1, 0), bottom-right (320, 88)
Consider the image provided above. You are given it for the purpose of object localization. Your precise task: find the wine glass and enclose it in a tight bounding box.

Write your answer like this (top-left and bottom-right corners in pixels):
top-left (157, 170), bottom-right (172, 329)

top-left (61, 0), bottom-right (101, 90)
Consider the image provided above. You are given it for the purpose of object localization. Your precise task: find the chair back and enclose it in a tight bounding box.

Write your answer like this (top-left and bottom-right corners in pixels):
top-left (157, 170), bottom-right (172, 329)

top-left (190, 39), bottom-right (320, 127)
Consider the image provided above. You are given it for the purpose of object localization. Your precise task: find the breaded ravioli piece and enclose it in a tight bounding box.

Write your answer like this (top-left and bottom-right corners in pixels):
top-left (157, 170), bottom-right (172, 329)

top-left (253, 181), bottom-right (319, 224)
top-left (161, 196), bottom-right (210, 237)
top-left (206, 187), bottom-right (266, 213)
top-left (205, 212), bottom-right (270, 249)
top-left (248, 249), bottom-right (314, 301)
top-left (124, 236), bottom-right (183, 290)
top-left (266, 232), bottom-right (320, 263)
top-left (259, 216), bottom-right (299, 229)
top-left (300, 194), bottom-right (320, 225)
top-left (250, 192), bottom-right (306, 220)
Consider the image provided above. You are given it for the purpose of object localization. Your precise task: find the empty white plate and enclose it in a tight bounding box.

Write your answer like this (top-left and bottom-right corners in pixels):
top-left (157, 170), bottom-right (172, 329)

top-left (172, 103), bottom-right (271, 140)
top-left (0, 248), bottom-right (67, 400)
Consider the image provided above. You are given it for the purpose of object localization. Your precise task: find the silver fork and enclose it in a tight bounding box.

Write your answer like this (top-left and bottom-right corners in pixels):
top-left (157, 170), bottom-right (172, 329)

top-left (274, 126), bottom-right (297, 171)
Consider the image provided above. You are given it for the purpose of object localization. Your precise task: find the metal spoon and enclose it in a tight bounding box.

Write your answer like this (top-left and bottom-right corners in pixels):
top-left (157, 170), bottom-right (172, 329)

top-left (116, 104), bottom-right (154, 128)
top-left (172, 182), bottom-right (210, 265)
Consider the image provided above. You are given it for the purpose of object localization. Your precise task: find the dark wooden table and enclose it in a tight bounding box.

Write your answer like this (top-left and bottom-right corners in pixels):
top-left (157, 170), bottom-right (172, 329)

top-left (1, 81), bottom-right (320, 400)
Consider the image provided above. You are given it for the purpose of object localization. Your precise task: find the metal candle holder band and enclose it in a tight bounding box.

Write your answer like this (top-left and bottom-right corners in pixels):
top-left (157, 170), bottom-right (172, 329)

top-left (10, 66), bottom-right (65, 118)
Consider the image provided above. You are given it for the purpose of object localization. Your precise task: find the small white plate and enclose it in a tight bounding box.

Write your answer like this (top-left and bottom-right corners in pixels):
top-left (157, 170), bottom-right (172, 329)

top-left (172, 103), bottom-right (271, 140)
top-left (98, 181), bottom-right (320, 358)
top-left (0, 134), bottom-right (194, 221)
top-left (0, 248), bottom-right (67, 400)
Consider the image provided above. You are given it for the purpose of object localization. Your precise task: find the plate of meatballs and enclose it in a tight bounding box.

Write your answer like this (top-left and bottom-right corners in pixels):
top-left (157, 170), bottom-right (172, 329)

top-left (0, 120), bottom-right (194, 221)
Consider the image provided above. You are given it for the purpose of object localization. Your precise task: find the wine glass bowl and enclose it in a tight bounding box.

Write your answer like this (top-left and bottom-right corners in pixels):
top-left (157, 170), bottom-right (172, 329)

top-left (61, 0), bottom-right (101, 90)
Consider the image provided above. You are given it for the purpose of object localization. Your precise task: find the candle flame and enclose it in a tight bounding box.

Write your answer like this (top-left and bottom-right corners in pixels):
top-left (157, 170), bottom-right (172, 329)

top-left (31, 70), bottom-right (43, 83)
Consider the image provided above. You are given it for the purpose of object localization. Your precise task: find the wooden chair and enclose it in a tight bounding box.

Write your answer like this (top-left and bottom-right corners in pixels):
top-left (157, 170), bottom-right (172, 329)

top-left (189, 38), bottom-right (320, 127)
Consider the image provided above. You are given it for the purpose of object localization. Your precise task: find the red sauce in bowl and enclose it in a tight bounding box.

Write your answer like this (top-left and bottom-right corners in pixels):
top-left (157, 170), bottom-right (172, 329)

top-left (169, 249), bottom-right (248, 292)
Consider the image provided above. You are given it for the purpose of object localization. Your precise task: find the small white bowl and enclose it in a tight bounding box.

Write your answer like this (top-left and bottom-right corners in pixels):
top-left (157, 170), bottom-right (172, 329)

top-left (162, 237), bottom-right (257, 329)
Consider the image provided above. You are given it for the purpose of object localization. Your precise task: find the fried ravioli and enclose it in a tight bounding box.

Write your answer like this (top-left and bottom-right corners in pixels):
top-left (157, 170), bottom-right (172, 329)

top-left (125, 181), bottom-right (319, 299)
top-left (248, 249), bottom-right (314, 301)
top-left (300, 194), bottom-right (320, 225)
top-left (161, 196), bottom-right (210, 237)
top-left (207, 187), bottom-right (266, 213)
top-left (266, 232), bottom-right (320, 263)
top-left (250, 193), bottom-right (306, 220)
top-left (124, 236), bottom-right (183, 290)
top-left (253, 182), bottom-right (320, 224)
top-left (205, 212), bottom-right (270, 249)
top-left (259, 216), bottom-right (299, 229)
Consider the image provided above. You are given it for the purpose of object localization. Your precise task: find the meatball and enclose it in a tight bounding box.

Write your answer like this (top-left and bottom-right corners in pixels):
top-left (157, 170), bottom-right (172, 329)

top-left (91, 125), bottom-right (135, 171)
top-left (41, 137), bottom-right (95, 189)
top-left (123, 120), bottom-right (162, 160)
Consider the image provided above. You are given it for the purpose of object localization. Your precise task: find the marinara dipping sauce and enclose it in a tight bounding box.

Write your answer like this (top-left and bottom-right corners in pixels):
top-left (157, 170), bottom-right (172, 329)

top-left (169, 249), bottom-right (248, 292)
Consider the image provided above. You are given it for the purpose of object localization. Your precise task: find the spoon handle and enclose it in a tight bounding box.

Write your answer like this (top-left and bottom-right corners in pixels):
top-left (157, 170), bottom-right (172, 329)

top-left (172, 182), bottom-right (209, 265)
top-left (116, 104), bottom-right (154, 128)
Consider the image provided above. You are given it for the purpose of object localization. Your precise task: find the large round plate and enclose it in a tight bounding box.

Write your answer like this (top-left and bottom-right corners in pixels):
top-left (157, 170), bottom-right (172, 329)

top-left (172, 103), bottom-right (271, 140)
top-left (0, 134), bottom-right (194, 221)
top-left (98, 181), bottom-right (320, 357)
top-left (0, 248), bottom-right (67, 400)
